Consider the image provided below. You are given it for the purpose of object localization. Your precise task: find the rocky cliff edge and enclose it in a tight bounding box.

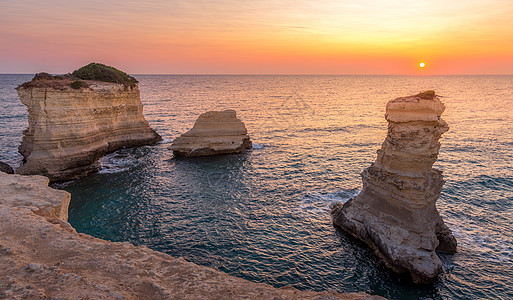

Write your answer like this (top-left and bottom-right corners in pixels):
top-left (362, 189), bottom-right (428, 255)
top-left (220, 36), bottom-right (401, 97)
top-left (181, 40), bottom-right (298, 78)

top-left (0, 172), bottom-right (382, 299)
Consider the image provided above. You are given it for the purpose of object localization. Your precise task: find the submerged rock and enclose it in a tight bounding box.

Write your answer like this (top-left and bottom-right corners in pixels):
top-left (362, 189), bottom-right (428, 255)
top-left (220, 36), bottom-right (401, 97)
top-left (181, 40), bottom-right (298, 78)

top-left (332, 91), bottom-right (457, 283)
top-left (15, 64), bottom-right (162, 181)
top-left (169, 109), bottom-right (252, 156)
top-left (0, 161), bottom-right (14, 174)
top-left (0, 172), bottom-right (381, 299)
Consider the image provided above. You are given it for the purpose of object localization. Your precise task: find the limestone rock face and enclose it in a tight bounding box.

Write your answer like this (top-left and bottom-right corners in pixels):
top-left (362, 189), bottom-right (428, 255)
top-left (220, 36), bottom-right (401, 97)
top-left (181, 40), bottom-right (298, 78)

top-left (332, 91), bottom-right (457, 283)
top-left (0, 172), bottom-right (70, 221)
top-left (169, 109), bottom-right (252, 156)
top-left (0, 173), bottom-right (381, 300)
top-left (16, 81), bottom-right (161, 181)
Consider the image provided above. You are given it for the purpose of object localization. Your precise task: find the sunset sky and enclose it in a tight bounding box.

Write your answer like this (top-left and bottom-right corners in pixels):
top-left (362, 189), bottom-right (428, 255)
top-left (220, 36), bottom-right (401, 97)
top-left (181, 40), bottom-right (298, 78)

top-left (1, 0), bottom-right (512, 74)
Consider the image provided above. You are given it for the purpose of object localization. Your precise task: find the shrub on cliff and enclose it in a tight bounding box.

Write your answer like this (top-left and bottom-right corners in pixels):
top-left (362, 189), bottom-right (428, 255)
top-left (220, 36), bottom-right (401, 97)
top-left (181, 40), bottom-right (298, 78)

top-left (17, 73), bottom-right (71, 89)
top-left (415, 90), bottom-right (436, 100)
top-left (32, 72), bottom-right (56, 81)
top-left (72, 63), bottom-right (138, 88)
top-left (70, 80), bottom-right (90, 89)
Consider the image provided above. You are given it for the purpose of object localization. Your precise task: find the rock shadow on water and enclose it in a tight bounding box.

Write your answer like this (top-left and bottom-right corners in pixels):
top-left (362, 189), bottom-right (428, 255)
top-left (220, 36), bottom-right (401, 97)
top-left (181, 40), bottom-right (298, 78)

top-left (169, 152), bottom-right (251, 206)
top-left (333, 228), bottom-right (447, 299)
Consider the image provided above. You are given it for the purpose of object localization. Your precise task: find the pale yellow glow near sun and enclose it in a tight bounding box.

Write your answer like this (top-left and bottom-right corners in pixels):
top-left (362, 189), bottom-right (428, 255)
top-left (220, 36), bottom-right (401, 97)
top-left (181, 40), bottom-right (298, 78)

top-left (419, 62), bottom-right (426, 68)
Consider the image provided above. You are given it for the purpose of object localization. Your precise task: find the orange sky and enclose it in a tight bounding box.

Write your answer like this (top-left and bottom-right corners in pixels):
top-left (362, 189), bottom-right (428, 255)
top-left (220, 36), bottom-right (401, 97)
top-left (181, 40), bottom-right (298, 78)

top-left (1, 0), bottom-right (512, 74)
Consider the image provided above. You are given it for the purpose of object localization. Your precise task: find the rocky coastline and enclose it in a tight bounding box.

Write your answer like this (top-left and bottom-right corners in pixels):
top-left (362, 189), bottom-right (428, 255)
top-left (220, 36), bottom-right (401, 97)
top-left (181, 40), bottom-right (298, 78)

top-left (4, 65), bottom-right (451, 296)
top-left (0, 172), bottom-right (381, 299)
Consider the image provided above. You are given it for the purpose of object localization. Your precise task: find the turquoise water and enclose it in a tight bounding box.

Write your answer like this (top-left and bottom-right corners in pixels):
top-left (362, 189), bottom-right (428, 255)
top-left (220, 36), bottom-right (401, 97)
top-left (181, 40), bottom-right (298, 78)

top-left (1, 75), bottom-right (513, 299)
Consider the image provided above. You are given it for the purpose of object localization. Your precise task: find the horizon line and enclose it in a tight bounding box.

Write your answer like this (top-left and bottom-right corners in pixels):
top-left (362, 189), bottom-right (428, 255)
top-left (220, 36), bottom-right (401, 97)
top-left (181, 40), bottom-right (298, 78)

top-left (1, 73), bottom-right (513, 76)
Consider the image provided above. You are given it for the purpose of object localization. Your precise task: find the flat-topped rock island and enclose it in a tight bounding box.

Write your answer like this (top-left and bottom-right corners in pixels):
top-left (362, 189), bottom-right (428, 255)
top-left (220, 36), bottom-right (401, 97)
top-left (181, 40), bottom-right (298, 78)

top-left (15, 63), bottom-right (161, 181)
top-left (169, 109), bottom-right (252, 157)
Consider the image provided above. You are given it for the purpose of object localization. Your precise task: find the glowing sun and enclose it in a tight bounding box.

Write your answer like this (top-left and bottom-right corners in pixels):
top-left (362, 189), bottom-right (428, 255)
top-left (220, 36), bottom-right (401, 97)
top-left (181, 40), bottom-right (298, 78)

top-left (419, 62), bottom-right (426, 68)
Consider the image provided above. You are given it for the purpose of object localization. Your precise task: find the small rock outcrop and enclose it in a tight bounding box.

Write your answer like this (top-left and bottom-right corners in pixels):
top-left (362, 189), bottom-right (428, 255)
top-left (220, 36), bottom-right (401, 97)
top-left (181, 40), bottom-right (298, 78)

top-left (0, 173), bottom-right (70, 220)
top-left (169, 109), bottom-right (252, 156)
top-left (332, 91), bottom-right (457, 283)
top-left (16, 64), bottom-right (161, 181)
top-left (0, 161), bottom-right (14, 174)
top-left (0, 172), bottom-right (382, 300)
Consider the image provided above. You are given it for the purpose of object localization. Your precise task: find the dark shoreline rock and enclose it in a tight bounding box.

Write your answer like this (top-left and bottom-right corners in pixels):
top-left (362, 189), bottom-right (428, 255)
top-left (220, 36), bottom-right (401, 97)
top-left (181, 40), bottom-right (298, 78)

top-left (0, 161), bottom-right (14, 174)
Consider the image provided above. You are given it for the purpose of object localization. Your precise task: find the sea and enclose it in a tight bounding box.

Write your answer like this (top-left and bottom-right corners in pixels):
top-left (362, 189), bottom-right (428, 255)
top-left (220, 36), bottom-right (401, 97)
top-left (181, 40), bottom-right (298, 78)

top-left (1, 74), bottom-right (512, 299)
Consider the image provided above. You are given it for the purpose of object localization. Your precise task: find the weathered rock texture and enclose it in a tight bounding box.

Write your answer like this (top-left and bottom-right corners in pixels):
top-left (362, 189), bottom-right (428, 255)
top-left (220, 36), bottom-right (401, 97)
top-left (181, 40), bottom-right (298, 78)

top-left (169, 109), bottom-right (252, 156)
top-left (332, 91), bottom-right (457, 283)
top-left (0, 172), bottom-right (383, 300)
top-left (0, 173), bottom-right (70, 221)
top-left (16, 81), bottom-right (161, 181)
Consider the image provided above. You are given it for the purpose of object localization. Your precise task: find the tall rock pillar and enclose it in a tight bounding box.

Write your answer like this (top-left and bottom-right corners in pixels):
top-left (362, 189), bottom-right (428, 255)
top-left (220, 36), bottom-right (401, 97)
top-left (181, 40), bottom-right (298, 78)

top-left (332, 91), bottom-right (456, 283)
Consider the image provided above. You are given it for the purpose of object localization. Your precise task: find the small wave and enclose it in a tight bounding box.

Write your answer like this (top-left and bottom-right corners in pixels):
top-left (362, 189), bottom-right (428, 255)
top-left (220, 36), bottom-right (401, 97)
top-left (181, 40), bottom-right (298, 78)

top-left (98, 151), bottom-right (138, 174)
top-left (50, 180), bottom-right (76, 188)
top-left (301, 127), bottom-right (350, 133)
top-left (0, 114), bottom-right (26, 119)
top-left (449, 222), bottom-right (513, 264)
top-left (252, 143), bottom-right (269, 150)
top-left (296, 189), bottom-right (359, 217)
top-left (473, 174), bottom-right (513, 189)
top-left (157, 138), bottom-right (173, 145)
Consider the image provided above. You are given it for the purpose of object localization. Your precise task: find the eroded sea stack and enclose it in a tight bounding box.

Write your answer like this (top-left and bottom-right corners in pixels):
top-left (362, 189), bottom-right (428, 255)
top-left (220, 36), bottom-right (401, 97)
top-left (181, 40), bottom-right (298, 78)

top-left (332, 91), bottom-right (457, 283)
top-left (169, 109), bottom-right (252, 156)
top-left (16, 63), bottom-right (161, 181)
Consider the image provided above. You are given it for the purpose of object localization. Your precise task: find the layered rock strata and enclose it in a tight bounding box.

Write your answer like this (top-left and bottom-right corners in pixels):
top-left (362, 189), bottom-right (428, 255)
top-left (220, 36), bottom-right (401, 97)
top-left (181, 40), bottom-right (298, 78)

top-left (16, 80), bottom-right (161, 180)
top-left (332, 91), bottom-right (457, 283)
top-left (0, 172), bottom-right (382, 300)
top-left (169, 109), bottom-right (252, 156)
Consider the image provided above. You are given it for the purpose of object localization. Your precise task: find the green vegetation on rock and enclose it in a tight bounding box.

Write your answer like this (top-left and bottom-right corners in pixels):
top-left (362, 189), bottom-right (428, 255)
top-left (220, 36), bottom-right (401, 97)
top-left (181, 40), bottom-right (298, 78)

top-left (72, 63), bottom-right (138, 88)
top-left (17, 63), bottom-right (138, 90)
top-left (70, 80), bottom-right (90, 89)
top-left (32, 72), bottom-right (56, 81)
top-left (17, 73), bottom-right (73, 89)
top-left (415, 90), bottom-right (436, 100)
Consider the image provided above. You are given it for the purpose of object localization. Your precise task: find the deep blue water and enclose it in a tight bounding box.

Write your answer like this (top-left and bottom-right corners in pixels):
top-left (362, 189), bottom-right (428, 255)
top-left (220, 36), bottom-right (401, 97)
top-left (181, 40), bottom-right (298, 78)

top-left (1, 74), bottom-right (512, 299)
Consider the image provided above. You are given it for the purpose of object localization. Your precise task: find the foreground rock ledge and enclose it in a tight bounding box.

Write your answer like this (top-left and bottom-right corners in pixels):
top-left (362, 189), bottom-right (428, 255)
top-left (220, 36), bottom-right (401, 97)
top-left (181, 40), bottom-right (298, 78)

top-left (0, 172), bottom-right (382, 299)
top-left (16, 71), bottom-right (161, 181)
top-left (332, 91), bottom-right (457, 283)
top-left (169, 110), bottom-right (252, 157)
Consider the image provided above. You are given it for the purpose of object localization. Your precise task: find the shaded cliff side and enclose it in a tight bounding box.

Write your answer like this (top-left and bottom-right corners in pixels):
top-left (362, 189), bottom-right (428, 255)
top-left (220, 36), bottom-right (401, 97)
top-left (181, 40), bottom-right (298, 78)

top-left (16, 65), bottom-right (161, 181)
top-left (0, 172), bottom-right (382, 300)
top-left (332, 91), bottom-right (456, 283)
